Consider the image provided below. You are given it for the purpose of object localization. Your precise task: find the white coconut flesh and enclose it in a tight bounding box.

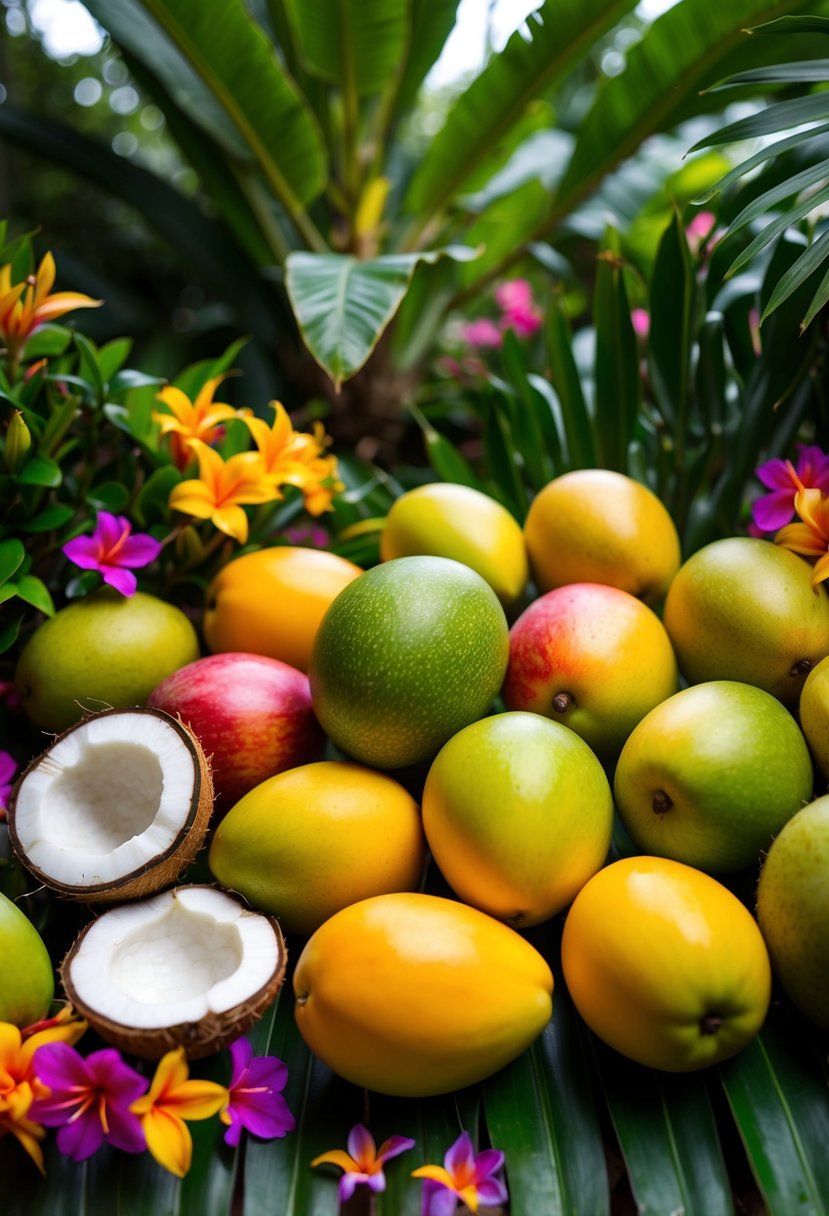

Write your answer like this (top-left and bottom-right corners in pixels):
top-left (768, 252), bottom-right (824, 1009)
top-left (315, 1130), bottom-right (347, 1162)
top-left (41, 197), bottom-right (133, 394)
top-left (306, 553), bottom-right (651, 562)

top-left (10, 708), bottom-right (212, 897)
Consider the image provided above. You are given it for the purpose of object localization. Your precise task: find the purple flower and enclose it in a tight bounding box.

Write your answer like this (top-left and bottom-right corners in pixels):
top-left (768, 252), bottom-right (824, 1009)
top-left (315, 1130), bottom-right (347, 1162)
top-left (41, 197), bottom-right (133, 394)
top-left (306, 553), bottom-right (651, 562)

top-left (29, 1043), bottom-right (147, 1161)
top-left (311, 1123), bottom-right (416, 1203)
top-left (412, 1130), bottom-right (508, 1216)
top-left (751, 444), bottom-right (829, 533)
top-left (62, 511), bottom-right (162, 596)
top-left (0, 750), bottom-right (17, 816)
top-left (219, 1036), bottom-right (295, 1147)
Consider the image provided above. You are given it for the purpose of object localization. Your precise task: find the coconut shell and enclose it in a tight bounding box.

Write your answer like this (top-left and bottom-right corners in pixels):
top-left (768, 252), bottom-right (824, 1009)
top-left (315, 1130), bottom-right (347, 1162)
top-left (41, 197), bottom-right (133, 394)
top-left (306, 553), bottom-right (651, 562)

top-left (8, 706), bottom-right (215, 903)
top-left (60, 885), bottom-right (288, 1059)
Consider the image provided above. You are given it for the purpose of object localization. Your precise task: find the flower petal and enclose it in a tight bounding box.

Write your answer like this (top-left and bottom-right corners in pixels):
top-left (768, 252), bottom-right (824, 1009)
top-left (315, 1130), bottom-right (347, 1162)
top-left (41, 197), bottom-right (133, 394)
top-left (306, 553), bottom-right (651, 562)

top-left (755, 458), bottom-right (795, 491)
top-left (376, 1134), bottom-right (417, 1165)
top-left (476, 1175), bottom-right (509, 1205)
top-left (142, 1107), bottom-right (193, 1178)
top-left (444, 1130), bottom-right (475, 1176)
top-left (751, 489), bottom-right (796, 532)
top-left (100, 565), bottom-right (138, 597)
top-left (116, 534), bottom-right (163, 567)
top-left (227, 1037), bottom-right (253, 1086)
top-left (210, 505), bottom-right (250, 544)
top-left (471, 1148), bottom-right (505, 1181)
top-left (62, 535), bottom-right (103, 569)
top-left (55, 1109), bottom-right (105, 1162)
top-left (311, 1148), bottom-right (358, 1172)
top-left (347, 1123), bottom-right (376, 1168)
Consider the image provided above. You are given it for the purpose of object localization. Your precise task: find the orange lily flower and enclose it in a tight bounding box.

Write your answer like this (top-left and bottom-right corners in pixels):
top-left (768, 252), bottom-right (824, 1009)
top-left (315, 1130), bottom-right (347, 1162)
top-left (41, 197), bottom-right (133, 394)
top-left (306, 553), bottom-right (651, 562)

top-left (167, 439), bottom-right (278, 544)
top-left (153, 377), bottom-right (251, 470)
top-left (775, 486), bottom-right (829, 587)
top-left (129, 1046), bottom-right (227, 1178)
top-left (0, 1008), bottom-right (88, 1172)
top-left (243, 400), bottom-right (296, 474)
top-left (0, 252), bottom-right (102, 366)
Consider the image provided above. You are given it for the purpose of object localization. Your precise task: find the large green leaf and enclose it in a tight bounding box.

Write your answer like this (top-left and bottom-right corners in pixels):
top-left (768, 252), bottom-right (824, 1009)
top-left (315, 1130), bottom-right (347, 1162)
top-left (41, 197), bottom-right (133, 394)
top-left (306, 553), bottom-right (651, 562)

top-left (593, 233), bottom-right (640, 473)
top-left (721, 1008), bottom-right (829, 1215)
top-left (85, 0), bottom-right (328, 220)
top-left (393, 0), bottom-right (461, 116)
top-left (285, 0), bottom-right (407, 94)
top-left (285, 247), bottom-right (479, 387)
top-left (402, 0), bottom-right (639, 237)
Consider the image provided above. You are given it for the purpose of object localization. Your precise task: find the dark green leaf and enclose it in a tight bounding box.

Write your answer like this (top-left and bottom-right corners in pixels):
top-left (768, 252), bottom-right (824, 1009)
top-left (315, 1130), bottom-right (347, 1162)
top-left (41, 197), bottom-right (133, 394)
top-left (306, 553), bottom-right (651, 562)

top-left (16, 456), bottom-right (62, 488)
top-left (499, 331), bottom-right (555, 492)
top-left (286, 0), bottom-right (407, 94)
top-left (593, 236), bottom-right (640, 472)
top-left (86, 481), bottom-right (132, 513)
top-left (546, 299), bottom-right (595, 469)
top-left (696, 123), bottom-right (829, 204)
top-left (726, 186), bottom-right (829, 279)
top-left (73, 331), bottom-right (104, 395)
top-left (728, 159), bottom-right (829, 235)
top-left (394, 0), bottom-right (460, 116)
top-left (18, 504), bottom-right (76, 533)
top-left (721, 1007), bottom-right (829, 1215)
top-left (407, 404), bottom-right (483, 488)
top-left (12, 574), bottom-right (55, 616)
top-left (648, 210), bottom-right (695, 432)
top-left (173, 337), bottom-right (252, 400)
top-left (285, 247), bottom-right (479, 388)
top-left (800, 258), bottom-right (829, 331)
top-left (20, 324), bottom-right (73, 359)
top-left (593, 1035), bottom-right (733, 1216)
top-left (691, 92), bottom-right (829, 151)
top-left (0, 538), bottom-right (25, 584)
top-left (109, 369), bottom-right (167, 396)
top-left (482, 393), bottom-right (527, 520)
top-left (97, 336), bottom-right (133, 384)
top-left (762, 226), bottom-right (829, 323)
top-left (710, 59), bottom-right (829, 85)
top-left (0, 608), bottom-right (23, 652)
top-left (748, 15), bottom-right (829, 35)
top-left (136, 465), bottom-right (182, 525)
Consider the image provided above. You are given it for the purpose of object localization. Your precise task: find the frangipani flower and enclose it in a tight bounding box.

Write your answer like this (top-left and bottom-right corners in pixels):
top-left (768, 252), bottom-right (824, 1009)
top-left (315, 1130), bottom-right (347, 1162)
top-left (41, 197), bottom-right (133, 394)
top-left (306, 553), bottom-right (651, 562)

top-left (63, 512), bottom-right (162, 597)
top-left (775, 485), bottom-right (829, 587)
top-left (219, 1037), bottom-right (295, 1147)
top-left (153, 377), bottom-right (250, 470)
top-left (129, 1046), bottom-right (227, 1178)
top-left (0, 1010), bottom-right (88, 1171)
top-left (311, 1122), bottom-right (415, 1203)
top-left (0, 750), bottom-right (17, 818)
top-left (0, 251), bottom-right (102, 367)
top-left (29, 1043), bottom-right (146, 1162)
top-left (751, 444), bottom-right (829, 533)
top-left (412, 1130), bottom-right (508, 1216)
top-left (167, 439), bottom-right (278, 544)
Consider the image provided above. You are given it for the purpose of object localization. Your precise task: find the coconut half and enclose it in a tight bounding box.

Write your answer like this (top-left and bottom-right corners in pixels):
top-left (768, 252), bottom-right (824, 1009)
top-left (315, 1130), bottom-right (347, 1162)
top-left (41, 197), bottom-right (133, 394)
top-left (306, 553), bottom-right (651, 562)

top-left (61, 885), bottom-right (287, 1058)
top-left (8, 706), bottom-right (213, 902)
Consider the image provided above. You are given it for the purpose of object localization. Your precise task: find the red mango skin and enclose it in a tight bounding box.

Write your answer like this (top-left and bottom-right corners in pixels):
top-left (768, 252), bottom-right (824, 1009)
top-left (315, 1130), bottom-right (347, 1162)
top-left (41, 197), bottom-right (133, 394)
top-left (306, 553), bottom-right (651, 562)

top-left (502, 582), bottom-right (678, 762)
top-left (148, 652), bottom-right (325, 813)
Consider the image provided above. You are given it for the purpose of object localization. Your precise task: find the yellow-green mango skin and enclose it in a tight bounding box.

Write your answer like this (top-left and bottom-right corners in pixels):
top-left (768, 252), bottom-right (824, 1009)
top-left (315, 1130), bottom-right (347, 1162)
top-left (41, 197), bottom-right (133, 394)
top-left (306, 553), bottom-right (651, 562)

top-left (0, 891), bottom-right (54, 1027)
top-left (757, 796), bottom-right (829, 1030)
top-left (663, 538), bottom-right (829, 707)
top-left (380, 483), bottom-right (528, 608)
top-left (293, 892), bottom-right (553, 1096)
top-left (422, 712), bottom-right (613, 927)
top-left (15, 590), bottom-right (201, 731)
top-left (799, 655), bottom-right (829, 785)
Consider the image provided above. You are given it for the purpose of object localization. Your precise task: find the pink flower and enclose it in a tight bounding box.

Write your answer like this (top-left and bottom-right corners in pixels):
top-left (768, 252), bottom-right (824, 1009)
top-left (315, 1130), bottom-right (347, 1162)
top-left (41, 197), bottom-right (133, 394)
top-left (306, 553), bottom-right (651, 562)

top-left (495, 279), bottom-right (542, 338)
top-left (62, 512), bottom-right (162, 596)
top-left (0, 751), bottom-right (16, 817)
top-left (219, 1037), bottom-right (294, 1148)
top-left (461, 318), bottom-right (503, 349)
top-left (312, 1123), bottom-right (416, 1203)
top-left (412, 1130), bottom-right (508, 1216)
top-left (686, 210), bottom-right (718, 257)
top-left (631, 308), bottom-right (650, 339)
top-left (751, 444), bottom-right (829, 533)
top-left (29, 1043), bottom-right (147, 1161)
top-left (282, 525), bottom-right (330, 549)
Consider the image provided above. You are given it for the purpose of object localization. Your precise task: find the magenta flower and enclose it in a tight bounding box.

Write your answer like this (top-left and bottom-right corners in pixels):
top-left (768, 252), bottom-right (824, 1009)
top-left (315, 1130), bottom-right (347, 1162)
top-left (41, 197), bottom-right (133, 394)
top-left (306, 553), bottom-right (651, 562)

top-left (631, 308), bottom-right (650, 340)
top-left (29, 1043), bottom-right (147, 1161)
top-left (312, 1123), bottom-right (416, 1203)
top-left (751, 444), bottom-right (829, 533)
top-left (495, 278), bottom-right (542, 339)
top-left (219, 1037), bottom-right (295, 1147)
top-left (412, 1130), bottom-right (508, 1216)
top-left (461, 318), bottom-right (503, 349)
top-left (0, 750), bottom-right (16, 816)
top-left (685, 210), bottom-right (718, 257)
top-left (62, 511), bottom-right (162, 596)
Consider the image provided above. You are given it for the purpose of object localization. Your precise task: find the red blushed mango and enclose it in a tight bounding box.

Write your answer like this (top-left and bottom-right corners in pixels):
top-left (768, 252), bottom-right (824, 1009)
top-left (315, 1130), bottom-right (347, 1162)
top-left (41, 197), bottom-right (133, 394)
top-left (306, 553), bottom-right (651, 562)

top-left (503, 583), bottom-right (678, 762)
top-left (148, 652), bottom-right (325, 813)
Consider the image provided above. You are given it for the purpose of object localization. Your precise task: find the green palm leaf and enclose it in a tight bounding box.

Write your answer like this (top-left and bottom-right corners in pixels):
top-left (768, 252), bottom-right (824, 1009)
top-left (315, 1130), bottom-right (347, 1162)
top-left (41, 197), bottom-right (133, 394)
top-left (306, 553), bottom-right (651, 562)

top-left (285, 0), bottom-right (407, 94)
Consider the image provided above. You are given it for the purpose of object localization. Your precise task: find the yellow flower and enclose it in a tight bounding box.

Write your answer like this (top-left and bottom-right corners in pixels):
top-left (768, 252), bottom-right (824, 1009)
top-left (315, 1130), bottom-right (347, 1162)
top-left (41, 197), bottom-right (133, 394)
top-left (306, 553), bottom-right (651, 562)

top-left (775, 486), bottom-right (829, 587)
top-left (0, 1008), bottom-right (88, 1172)
top-left (129, 1047), bottom-right (227, 1178)
top-left (167, 439), bottom-right (278, 544)
top-left (0, 252), bottom-right (102, 365)
top-left (243, 400), bottom-right (296, 474)
top-left (246, 406), bottom-right (342, 516)
top-left (153, 377), bottom-right (251, 470)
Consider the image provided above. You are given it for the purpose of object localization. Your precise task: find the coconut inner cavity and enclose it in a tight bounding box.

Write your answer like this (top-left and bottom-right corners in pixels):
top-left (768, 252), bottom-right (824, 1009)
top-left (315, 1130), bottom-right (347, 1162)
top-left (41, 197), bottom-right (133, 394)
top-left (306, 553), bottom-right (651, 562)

top-left (47, 741), bottom-right (164, 852)
top-left (110, 905), bottom-right (241, 1005)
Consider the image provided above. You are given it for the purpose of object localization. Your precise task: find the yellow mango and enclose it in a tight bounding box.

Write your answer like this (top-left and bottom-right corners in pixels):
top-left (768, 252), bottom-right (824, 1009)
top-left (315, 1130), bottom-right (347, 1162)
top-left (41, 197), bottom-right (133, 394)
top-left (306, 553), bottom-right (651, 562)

top-left (293, 892), bottom-right (553, 1096)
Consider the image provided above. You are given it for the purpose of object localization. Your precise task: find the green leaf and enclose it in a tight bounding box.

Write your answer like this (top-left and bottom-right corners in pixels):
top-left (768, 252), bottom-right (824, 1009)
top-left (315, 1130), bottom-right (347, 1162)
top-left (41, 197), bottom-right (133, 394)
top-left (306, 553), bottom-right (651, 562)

top-left (286, 0), bottom-right (407, 94)
top-left (109, 369), bottom-right (165, 396)
top-left (691, 92), bottom-right (829, 150)
top-left (762, 226), bottom-right (829, 323)
top-left (0, 538), bottom-right (25, 584)
top-left (86, 481), bottom-right (132, 513)
top-left (403, 0), bottom-right (638, 231)
top-left (407, 404), bottom-right (484, 488)
top-left (394, 0), bottom-right (460, 116)
top-left (498, 333), bottom-right (556, 491)
top-left (20, 323), bottom-right (73, 359)
top-left (85, 0), bottom-right (327, 214)
top-left (721, 1008), bottom-right (829, 1215)
top-left (485, 989), bottom-right (609, 1215)
top-left (73, 331), bottom-right (104, 396)
top-left (593, 237), bottom-right (640, 473)
top-left (800, 258), bottom-right (829, 331)
top-left (592, 1036), bottom-right (734, 1216)
top-left (726, 185), bottom-right (829, 280)
top-left (0, 609), bottom-right (23, 653)
top-left (18, 504), bottom-right (76, 533)
top-left (648, 210), bottom-right (696, 431)
top-left (545, 299), bottom-right (595, 469)
top-left (481, 392), bottom-right (527, 520)
top-left (748, 14), bottom-right (829, 36)
top-left (11, 574), bottom-right (55, 616)
top-left (136, 465), bottom-right (182, 525)
top-left (695, 123), bottom-right (829, 204)
top-left (16, 456), bottom-right (62, 488)
top-left (285, 247), bottom-right (479, 388)
top-left (710, 58), bottom-right (829, 85)
top-left (728, 159), bottom-right (829, 235)
top-left (97, 336), bottom-right (133, 384)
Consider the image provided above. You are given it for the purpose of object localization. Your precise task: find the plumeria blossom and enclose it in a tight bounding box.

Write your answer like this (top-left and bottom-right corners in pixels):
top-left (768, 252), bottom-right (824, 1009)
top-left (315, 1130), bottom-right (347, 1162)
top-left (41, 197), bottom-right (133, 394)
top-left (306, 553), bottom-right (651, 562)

top-left (153, 376), bottom-right (250, 470)
top-left (0, 1009), bottom-right (88, 1172)
top-left (751, 444), bottom-right (829, 533)
top-left (0, 251), bottom-right (102, 367)
top-left (775, 484), bottom-right (829, 587)
top-left (0, 750), bottom-right (17, 819)
top-left (167, 439), bottom-right (278, 544)
top-left (62, 512), bottom-right (163, 596)
top-left (129, 1046), bottom-right (227, 1178)
top-left (219, 1036), bottom-right (295, 1147)
top-left (311, 1122), bottom-right (416, 1203)
top-left (29, 1043), bottom-right (146, 1162)
top-left (412, 1130), bottom-right (508, 1216)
